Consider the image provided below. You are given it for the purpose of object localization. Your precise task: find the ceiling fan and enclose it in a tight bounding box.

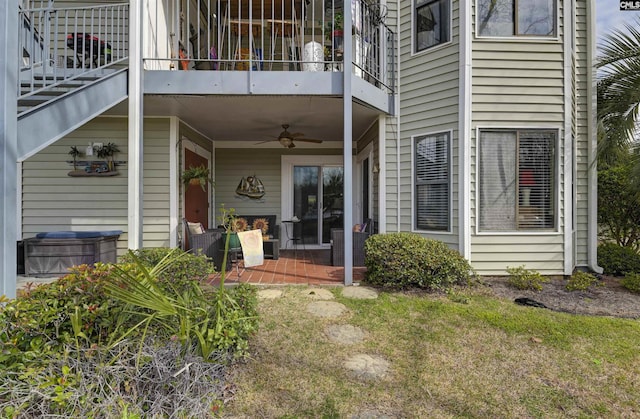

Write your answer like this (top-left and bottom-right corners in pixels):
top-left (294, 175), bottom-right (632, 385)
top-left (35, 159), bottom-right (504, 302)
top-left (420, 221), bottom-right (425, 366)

top-left (257, 124), bottom-right (323, 148)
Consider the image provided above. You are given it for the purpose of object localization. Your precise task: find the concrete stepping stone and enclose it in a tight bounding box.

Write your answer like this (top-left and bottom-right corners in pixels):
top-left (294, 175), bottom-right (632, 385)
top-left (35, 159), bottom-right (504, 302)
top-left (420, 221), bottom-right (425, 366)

top-left (303, 288), bottom-right (335, 300)
top-left (344, 354), bottom-right (389, 380)
top-left (257, 289), bottom-right (283, 300)
top-left (325, 324), bottom-right (367, 344)
top-left (307, 301), bottom-right (348, 318)
top-left (342, 286), bottom-right (378, 300)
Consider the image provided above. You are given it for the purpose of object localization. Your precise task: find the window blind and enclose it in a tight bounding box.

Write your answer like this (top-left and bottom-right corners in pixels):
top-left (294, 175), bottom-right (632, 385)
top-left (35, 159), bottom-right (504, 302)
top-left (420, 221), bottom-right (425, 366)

top-left (415, 132), bottom-right (449, 231)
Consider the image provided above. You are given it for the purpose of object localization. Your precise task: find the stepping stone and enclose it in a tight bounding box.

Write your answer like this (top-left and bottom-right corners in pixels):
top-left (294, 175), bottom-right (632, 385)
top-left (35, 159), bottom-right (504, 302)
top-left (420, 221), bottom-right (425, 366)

top-left (303, 288), bottom-right (335, 300)
top-left (344, 354), bottom-right (389, 380)
top-left (307, 301), bottom-right (348, 318)
top-left (257, 289), bottom-right (283, 299)
top-left (342, 286), bottom-right (378, 300)
top-left (325, 324), bottom-right (367, 344)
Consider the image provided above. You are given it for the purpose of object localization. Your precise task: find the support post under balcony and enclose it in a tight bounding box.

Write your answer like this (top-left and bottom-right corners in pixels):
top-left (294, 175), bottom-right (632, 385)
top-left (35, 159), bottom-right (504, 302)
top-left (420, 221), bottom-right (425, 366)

top-left (128, 0), bottom-right (144, 249)
top-left (1, 0), bottom-right (19, 298)
top-left (342, 0), bottom-right (353, 286)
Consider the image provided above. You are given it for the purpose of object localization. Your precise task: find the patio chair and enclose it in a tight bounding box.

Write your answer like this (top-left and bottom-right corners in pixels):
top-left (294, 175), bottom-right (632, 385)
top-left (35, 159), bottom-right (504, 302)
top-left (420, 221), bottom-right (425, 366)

top-left (182, 218), bottom-right (224, 269)
top-left (330, 219), bottom-right (373, 267)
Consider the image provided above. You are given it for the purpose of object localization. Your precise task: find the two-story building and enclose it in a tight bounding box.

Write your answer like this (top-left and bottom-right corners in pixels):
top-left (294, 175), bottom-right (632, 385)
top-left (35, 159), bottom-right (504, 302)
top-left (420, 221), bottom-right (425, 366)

top-left (0, 0), bottom-right (599, 297)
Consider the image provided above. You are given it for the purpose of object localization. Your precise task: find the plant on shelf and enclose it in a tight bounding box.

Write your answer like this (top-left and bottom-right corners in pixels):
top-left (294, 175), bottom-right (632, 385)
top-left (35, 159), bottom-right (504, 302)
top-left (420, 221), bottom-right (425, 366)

top-left (96, 142), bottom-right (120, 171)
top-left (68, 146), bottom-right (81, 170)
top-left (181, 164), bottom-right (213, 191)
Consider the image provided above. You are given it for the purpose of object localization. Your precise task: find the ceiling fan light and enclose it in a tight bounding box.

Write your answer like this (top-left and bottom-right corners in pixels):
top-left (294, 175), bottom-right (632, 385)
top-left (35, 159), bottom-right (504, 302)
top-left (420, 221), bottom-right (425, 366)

top-left (280, 137), bottom-right (293, 148)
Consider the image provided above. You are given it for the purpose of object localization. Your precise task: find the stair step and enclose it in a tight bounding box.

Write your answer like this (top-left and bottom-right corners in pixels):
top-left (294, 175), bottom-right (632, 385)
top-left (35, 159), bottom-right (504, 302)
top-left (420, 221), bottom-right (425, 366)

top-left (20, 89), bottom-right (68, 97)
top-left (18, 97), bottom-right (51, 107)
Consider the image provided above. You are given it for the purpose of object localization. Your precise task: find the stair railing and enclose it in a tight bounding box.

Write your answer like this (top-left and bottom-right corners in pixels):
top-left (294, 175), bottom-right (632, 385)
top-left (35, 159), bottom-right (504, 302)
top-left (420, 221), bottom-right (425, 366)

top-left (19, 2), bottom-right (129, 102)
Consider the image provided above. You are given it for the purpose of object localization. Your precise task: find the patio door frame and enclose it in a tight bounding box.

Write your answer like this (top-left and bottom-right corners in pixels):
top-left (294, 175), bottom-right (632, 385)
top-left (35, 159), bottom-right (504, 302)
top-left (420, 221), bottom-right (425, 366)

top-left (281, 155), bottom-right (351, 248)
top-left (182, 138), bottom-right (212, 228)
top-left (355, 142), bottom-right (374, 226)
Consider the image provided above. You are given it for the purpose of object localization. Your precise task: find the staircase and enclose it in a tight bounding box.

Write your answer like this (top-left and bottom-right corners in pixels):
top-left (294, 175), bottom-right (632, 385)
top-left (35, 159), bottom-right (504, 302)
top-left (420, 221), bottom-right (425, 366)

top-left (17, 2), bottom-right (129, 159)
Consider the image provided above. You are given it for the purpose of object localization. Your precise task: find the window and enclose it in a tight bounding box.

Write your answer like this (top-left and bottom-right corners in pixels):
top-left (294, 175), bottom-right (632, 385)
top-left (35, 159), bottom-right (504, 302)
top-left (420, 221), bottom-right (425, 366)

top-left (478, 130), bottom-right (556, 232)
top-left (415, 0), bottom-right (450, 52)
top-left (476, 0), bottom-right (556, 37)
top-left (415, 132), bottom-right (450, 231)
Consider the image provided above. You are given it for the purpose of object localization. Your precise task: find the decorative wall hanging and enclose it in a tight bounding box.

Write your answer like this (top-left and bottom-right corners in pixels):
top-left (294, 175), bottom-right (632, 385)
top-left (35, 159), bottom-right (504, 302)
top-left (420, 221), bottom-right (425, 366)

top-left (236, 174), bottom-right (265, 199)
top-left (66, 143), bottom-right (124, 177)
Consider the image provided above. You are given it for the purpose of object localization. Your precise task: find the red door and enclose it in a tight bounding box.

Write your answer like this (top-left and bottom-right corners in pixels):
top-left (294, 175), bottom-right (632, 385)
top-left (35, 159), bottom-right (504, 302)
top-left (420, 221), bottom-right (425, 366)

top-left (184, 149), bottom-right (210, 237)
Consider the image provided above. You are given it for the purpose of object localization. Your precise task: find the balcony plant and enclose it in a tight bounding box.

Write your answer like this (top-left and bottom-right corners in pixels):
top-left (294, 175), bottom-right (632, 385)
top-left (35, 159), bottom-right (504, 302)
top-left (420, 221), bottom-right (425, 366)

top-left (181, 164), bottom-right (213, 191)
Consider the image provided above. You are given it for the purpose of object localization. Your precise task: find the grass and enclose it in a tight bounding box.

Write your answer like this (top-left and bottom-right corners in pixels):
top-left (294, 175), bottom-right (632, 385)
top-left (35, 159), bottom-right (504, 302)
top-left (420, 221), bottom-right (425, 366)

top-left (225, 286), bottom-right (640, 418)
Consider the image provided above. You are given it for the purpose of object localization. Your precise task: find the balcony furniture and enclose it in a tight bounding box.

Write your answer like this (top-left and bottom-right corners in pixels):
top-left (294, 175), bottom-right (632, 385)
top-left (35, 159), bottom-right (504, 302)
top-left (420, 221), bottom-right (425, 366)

top-left (282, 219), bottom-right (304, 252)
top-left (330, 219), bottom-right (373, 267)
top-left (23, 230), bottom-right (122, 276)
top-left (303, 41), bottom-right (324, 71)
top-left (235, 215), bottom-right (280, 259)
top-left (182, 219), bottom-right (225, 270)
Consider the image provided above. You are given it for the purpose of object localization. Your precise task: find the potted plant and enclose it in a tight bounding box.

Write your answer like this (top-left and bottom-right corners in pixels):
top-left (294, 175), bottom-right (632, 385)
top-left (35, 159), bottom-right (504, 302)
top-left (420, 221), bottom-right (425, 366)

top-left (96, 142), bottom-right (120, 171)
top-left (181, 164), bottom-right (213, 191)
top-left (217, 204), bottom-right (246, 250)
top-left (68, 146), bottom-right (81, 170)
top-left (326, 10), bottom-right (344, 52)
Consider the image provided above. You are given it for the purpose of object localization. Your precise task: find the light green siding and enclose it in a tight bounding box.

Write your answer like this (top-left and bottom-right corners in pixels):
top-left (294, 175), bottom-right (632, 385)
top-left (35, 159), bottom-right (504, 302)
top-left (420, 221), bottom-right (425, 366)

top-left (395, 0), bottom-right (460, 248)
top-left (214, 148), bottom-right (341, 223)
top-left (21, 117), bottom-right (172, 255)
top-left (574, 0), bottom-right (591, 266)
top-left (469, 1), bottom-right (570, 275)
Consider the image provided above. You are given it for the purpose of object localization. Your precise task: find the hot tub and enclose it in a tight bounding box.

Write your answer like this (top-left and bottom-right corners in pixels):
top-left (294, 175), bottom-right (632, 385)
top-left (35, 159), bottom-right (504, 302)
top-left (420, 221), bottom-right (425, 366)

top-left (23, 230), bottom-right (122, 276)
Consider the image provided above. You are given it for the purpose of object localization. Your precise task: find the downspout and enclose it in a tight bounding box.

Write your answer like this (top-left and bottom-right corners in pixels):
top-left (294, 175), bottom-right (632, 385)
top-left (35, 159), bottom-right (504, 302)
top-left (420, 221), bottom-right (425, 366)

top-left (128, 0), bottom-right (144, 249)
top-left (562, 0), bottom-right (575, 275)
top-left (586, 0), bottom-right (602, 273)
top-left (343, 0), bottom-right (354, 285)
top-left (396, 0), bottom-right (401, 233)
top-left (458, 0), bottom-right (471, 261)
top-left (0, 0), bottom-right (18, 298)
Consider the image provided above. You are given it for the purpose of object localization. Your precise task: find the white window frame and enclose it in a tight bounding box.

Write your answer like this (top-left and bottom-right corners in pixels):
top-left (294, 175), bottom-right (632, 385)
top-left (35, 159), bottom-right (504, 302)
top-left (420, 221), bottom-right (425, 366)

top-left (412, 0), bottom-right (453, 55)
top-left (412, 130), bottom-right (453, 233)
top-left (474, 0), bottom-right (559, 40)
top-left (475, 127), bottom-right (561, 235)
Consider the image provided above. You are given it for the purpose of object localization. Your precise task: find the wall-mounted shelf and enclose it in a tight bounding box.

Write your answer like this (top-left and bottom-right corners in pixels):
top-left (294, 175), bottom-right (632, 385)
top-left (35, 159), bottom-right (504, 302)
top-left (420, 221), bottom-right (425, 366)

top-left (66, 160), bottom-right (126, 177)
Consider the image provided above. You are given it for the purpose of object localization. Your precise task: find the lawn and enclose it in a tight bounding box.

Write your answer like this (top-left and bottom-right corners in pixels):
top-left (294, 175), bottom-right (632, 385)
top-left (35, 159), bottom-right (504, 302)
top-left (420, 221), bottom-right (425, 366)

top-left (225, 286), bottom-right (640, 418)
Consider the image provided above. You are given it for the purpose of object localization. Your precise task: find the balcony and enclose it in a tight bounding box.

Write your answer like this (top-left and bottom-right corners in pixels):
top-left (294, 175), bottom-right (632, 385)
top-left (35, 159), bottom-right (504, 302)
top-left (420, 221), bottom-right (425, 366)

top-left (143, 0), bottom-right (395, 103)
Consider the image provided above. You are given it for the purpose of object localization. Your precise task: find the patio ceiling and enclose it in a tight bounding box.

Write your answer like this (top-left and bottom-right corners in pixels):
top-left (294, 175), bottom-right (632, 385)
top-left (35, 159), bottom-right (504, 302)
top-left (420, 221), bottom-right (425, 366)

top-left (109, 95), bottom-right (381, 146)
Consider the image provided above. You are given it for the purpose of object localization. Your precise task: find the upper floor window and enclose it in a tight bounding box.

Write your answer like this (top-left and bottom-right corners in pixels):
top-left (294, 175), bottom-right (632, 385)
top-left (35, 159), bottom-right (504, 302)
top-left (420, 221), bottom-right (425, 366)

top-left (415, 0), bottom-right (450, 52)
top-left (476, 0), bottom-right (556, 37)
top-left (478, 129), bottom-right (556, 232)
top-left (415, 132), bottom-right (450, 231)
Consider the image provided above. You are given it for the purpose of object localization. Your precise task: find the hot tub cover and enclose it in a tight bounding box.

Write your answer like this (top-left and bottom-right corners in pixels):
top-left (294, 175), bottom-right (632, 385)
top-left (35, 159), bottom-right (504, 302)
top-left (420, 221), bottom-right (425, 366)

top-left (35, 230), bottom-right (123, 239)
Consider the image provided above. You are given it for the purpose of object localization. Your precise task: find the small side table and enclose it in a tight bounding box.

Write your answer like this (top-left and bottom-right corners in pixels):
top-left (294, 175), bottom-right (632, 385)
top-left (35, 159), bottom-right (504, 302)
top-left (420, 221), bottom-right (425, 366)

top-left (263, 239), bottom-right (280, 260)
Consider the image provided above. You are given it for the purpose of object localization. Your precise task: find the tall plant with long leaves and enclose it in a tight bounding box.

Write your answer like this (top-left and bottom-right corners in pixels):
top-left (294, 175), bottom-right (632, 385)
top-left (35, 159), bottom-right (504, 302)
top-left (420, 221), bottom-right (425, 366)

top-left (597, 18), bottom-right (640, 174)
top-left (104, 248), bottom-right (257, 361)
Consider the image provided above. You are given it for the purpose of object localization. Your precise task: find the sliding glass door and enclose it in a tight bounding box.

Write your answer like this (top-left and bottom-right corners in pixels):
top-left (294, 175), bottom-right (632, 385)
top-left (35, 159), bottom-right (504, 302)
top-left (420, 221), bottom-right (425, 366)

top-left (293, 165), bottom-right (344, 245)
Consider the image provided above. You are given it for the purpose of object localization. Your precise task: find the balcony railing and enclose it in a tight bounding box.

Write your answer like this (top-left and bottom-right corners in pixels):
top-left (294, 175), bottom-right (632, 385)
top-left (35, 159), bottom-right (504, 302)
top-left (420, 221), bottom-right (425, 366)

top-left (145, 0), bottom-right (395, 93)
top-left (18, 3), bottom-right (129, 101)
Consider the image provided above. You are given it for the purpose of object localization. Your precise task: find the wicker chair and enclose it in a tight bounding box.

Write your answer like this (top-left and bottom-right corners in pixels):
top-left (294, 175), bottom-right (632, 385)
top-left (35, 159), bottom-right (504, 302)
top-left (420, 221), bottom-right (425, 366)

top-left (330, 219), bottom-right (373, 267)
top-left (182, 219), bottom-right (225, 269)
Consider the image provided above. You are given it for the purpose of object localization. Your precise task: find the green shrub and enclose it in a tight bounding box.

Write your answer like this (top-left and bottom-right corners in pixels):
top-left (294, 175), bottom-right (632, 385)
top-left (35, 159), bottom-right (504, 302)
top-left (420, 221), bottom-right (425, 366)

top-left (363, 232), bottom-right (474, 290)
top-left (566, 271), bottom-right (602, 291)
top-left (119, 247), bottom-right (215, 283)
top-left (621, 273), bottom-right (640, 293)
top-left (506, 265), bottom-right (548, 291)
top-left (597, 165), bottom-right (640, 250)
top-left (597, 242), bottom-right (640, 276)
top-left (0, 263), bottom-right (127, 369)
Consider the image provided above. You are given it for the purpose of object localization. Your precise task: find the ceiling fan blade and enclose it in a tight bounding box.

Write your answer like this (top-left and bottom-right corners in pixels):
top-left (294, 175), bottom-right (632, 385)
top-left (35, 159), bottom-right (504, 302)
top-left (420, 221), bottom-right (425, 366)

top-left (255, 139), bottom-right (277, 145)
top-left (296, 138), bottom-right (323, 143)
top-left (288, 142), bottom-right (296, 148)
top-left (289, 132), bottom-right (305, 138)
